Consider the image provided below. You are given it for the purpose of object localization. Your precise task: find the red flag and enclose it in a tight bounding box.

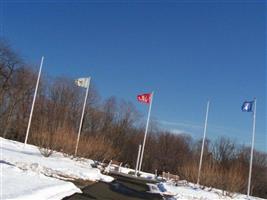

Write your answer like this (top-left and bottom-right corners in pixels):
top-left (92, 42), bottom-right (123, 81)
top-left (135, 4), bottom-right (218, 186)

top-left (137, 93), bottom-right (152, 104)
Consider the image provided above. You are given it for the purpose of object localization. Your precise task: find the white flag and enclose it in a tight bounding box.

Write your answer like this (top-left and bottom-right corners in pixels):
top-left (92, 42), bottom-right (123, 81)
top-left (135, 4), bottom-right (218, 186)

top-left (75, 77), bottom-right (90, 88)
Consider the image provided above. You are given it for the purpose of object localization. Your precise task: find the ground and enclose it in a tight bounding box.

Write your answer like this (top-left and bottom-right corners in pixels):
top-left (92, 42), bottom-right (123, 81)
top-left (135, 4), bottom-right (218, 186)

top-left (0, 137), bottom-right (112, 199)
top-left (1, 137), bottom-right (266, 200)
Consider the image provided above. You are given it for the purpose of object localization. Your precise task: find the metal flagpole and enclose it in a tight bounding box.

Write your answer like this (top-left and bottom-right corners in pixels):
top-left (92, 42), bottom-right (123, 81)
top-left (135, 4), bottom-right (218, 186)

top-left (24, 56), bottom-right (44, 144)
top-left (135, 144), bottom-right (142, 176)
top-left (75, 77), bottom-right (91, 156)
top-left (247, 98), bottom-right (257, 197)
top-left (197, 100), bottom-right (210, 185)
top-left (138, 91), bottom-right (154, 172)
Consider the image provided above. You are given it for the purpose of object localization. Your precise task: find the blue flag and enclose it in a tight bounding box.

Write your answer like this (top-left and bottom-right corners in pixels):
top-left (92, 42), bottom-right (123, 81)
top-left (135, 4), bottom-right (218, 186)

top-left (241, 101), bottom-right (254, 112)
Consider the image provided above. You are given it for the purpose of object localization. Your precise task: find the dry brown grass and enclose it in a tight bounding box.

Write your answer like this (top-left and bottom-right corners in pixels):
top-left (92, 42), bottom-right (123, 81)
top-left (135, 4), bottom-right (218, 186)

top-left (178, 160), bottom-right (247, 196)
top-left (30, 127), bottom-right (117, 161)
top-left (76, 134), bottom-right (118, 161)
top-left (222, 164), bottom-right (247, 195)
top-left (177, 160), bottom-right (198, 182)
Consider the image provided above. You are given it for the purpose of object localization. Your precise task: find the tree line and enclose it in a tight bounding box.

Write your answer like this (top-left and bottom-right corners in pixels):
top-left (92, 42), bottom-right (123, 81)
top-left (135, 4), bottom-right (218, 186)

top-left (0, 40), bottom-right (266, 198)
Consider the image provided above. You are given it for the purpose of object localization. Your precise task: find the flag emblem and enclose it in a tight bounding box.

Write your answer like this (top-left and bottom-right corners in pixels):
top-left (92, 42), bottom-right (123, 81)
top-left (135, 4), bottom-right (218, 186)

top-left (75, 77), bottom-right (90, 88)
top-left (137, 93), bottom-right (152, 104)
top-left (241, 101), bottom-right (254, 112)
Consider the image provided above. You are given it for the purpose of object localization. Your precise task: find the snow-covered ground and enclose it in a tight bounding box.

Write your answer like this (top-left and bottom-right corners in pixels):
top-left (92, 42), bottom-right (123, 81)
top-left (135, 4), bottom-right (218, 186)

top-left (2, 163), bottom-right (80, 200)
top-left (0, 137), bottom-right (113, 200)
top-left (161, 182), bottom-right (266, 200)
top-left (108, 164), bottom-right (156, 180)
top-left (111, 165), bottom-right (266, 200)
top-left (1, 137), bottom-right (266, 200)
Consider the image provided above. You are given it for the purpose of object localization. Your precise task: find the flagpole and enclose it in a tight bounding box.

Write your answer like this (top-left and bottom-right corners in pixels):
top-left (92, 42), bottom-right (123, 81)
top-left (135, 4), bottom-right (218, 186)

top-left (75, 77), bottom-right (91, 156)
top-left (247, 98), bottom-right (257, 197)
top-left (197, 100), bottom-right (210, 185)
top-left (138, 91), bottom-right (154, 172)
top-left (135, 144), bottom-right (142, 176)
top-left (24, 56), bottom-right (44, 145)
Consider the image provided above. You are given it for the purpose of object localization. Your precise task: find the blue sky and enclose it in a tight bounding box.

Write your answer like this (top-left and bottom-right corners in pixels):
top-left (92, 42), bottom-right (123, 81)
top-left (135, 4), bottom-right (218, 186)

top-left (1, 1), bottom-right (266, 152)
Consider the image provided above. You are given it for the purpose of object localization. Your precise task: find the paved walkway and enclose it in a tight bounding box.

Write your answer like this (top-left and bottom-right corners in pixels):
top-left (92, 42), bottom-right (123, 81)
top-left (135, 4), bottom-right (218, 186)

top-left (64, 174), bottom-right (162, 200)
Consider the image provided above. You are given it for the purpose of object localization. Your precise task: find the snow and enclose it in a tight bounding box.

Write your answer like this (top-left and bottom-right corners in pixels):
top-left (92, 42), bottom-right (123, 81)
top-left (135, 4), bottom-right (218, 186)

top-left (1, 163), bottom-right (80, 200)
top-left (1, 137), bottom-right (265, 200)
top-left (113, 166), bottom-right (266, 200)
top-left (159, 182), bottom-right (266, 200)
top-left (108, 165), bottom-right (156, 180)
top-left (0, 137), bottom-right (114, 200)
